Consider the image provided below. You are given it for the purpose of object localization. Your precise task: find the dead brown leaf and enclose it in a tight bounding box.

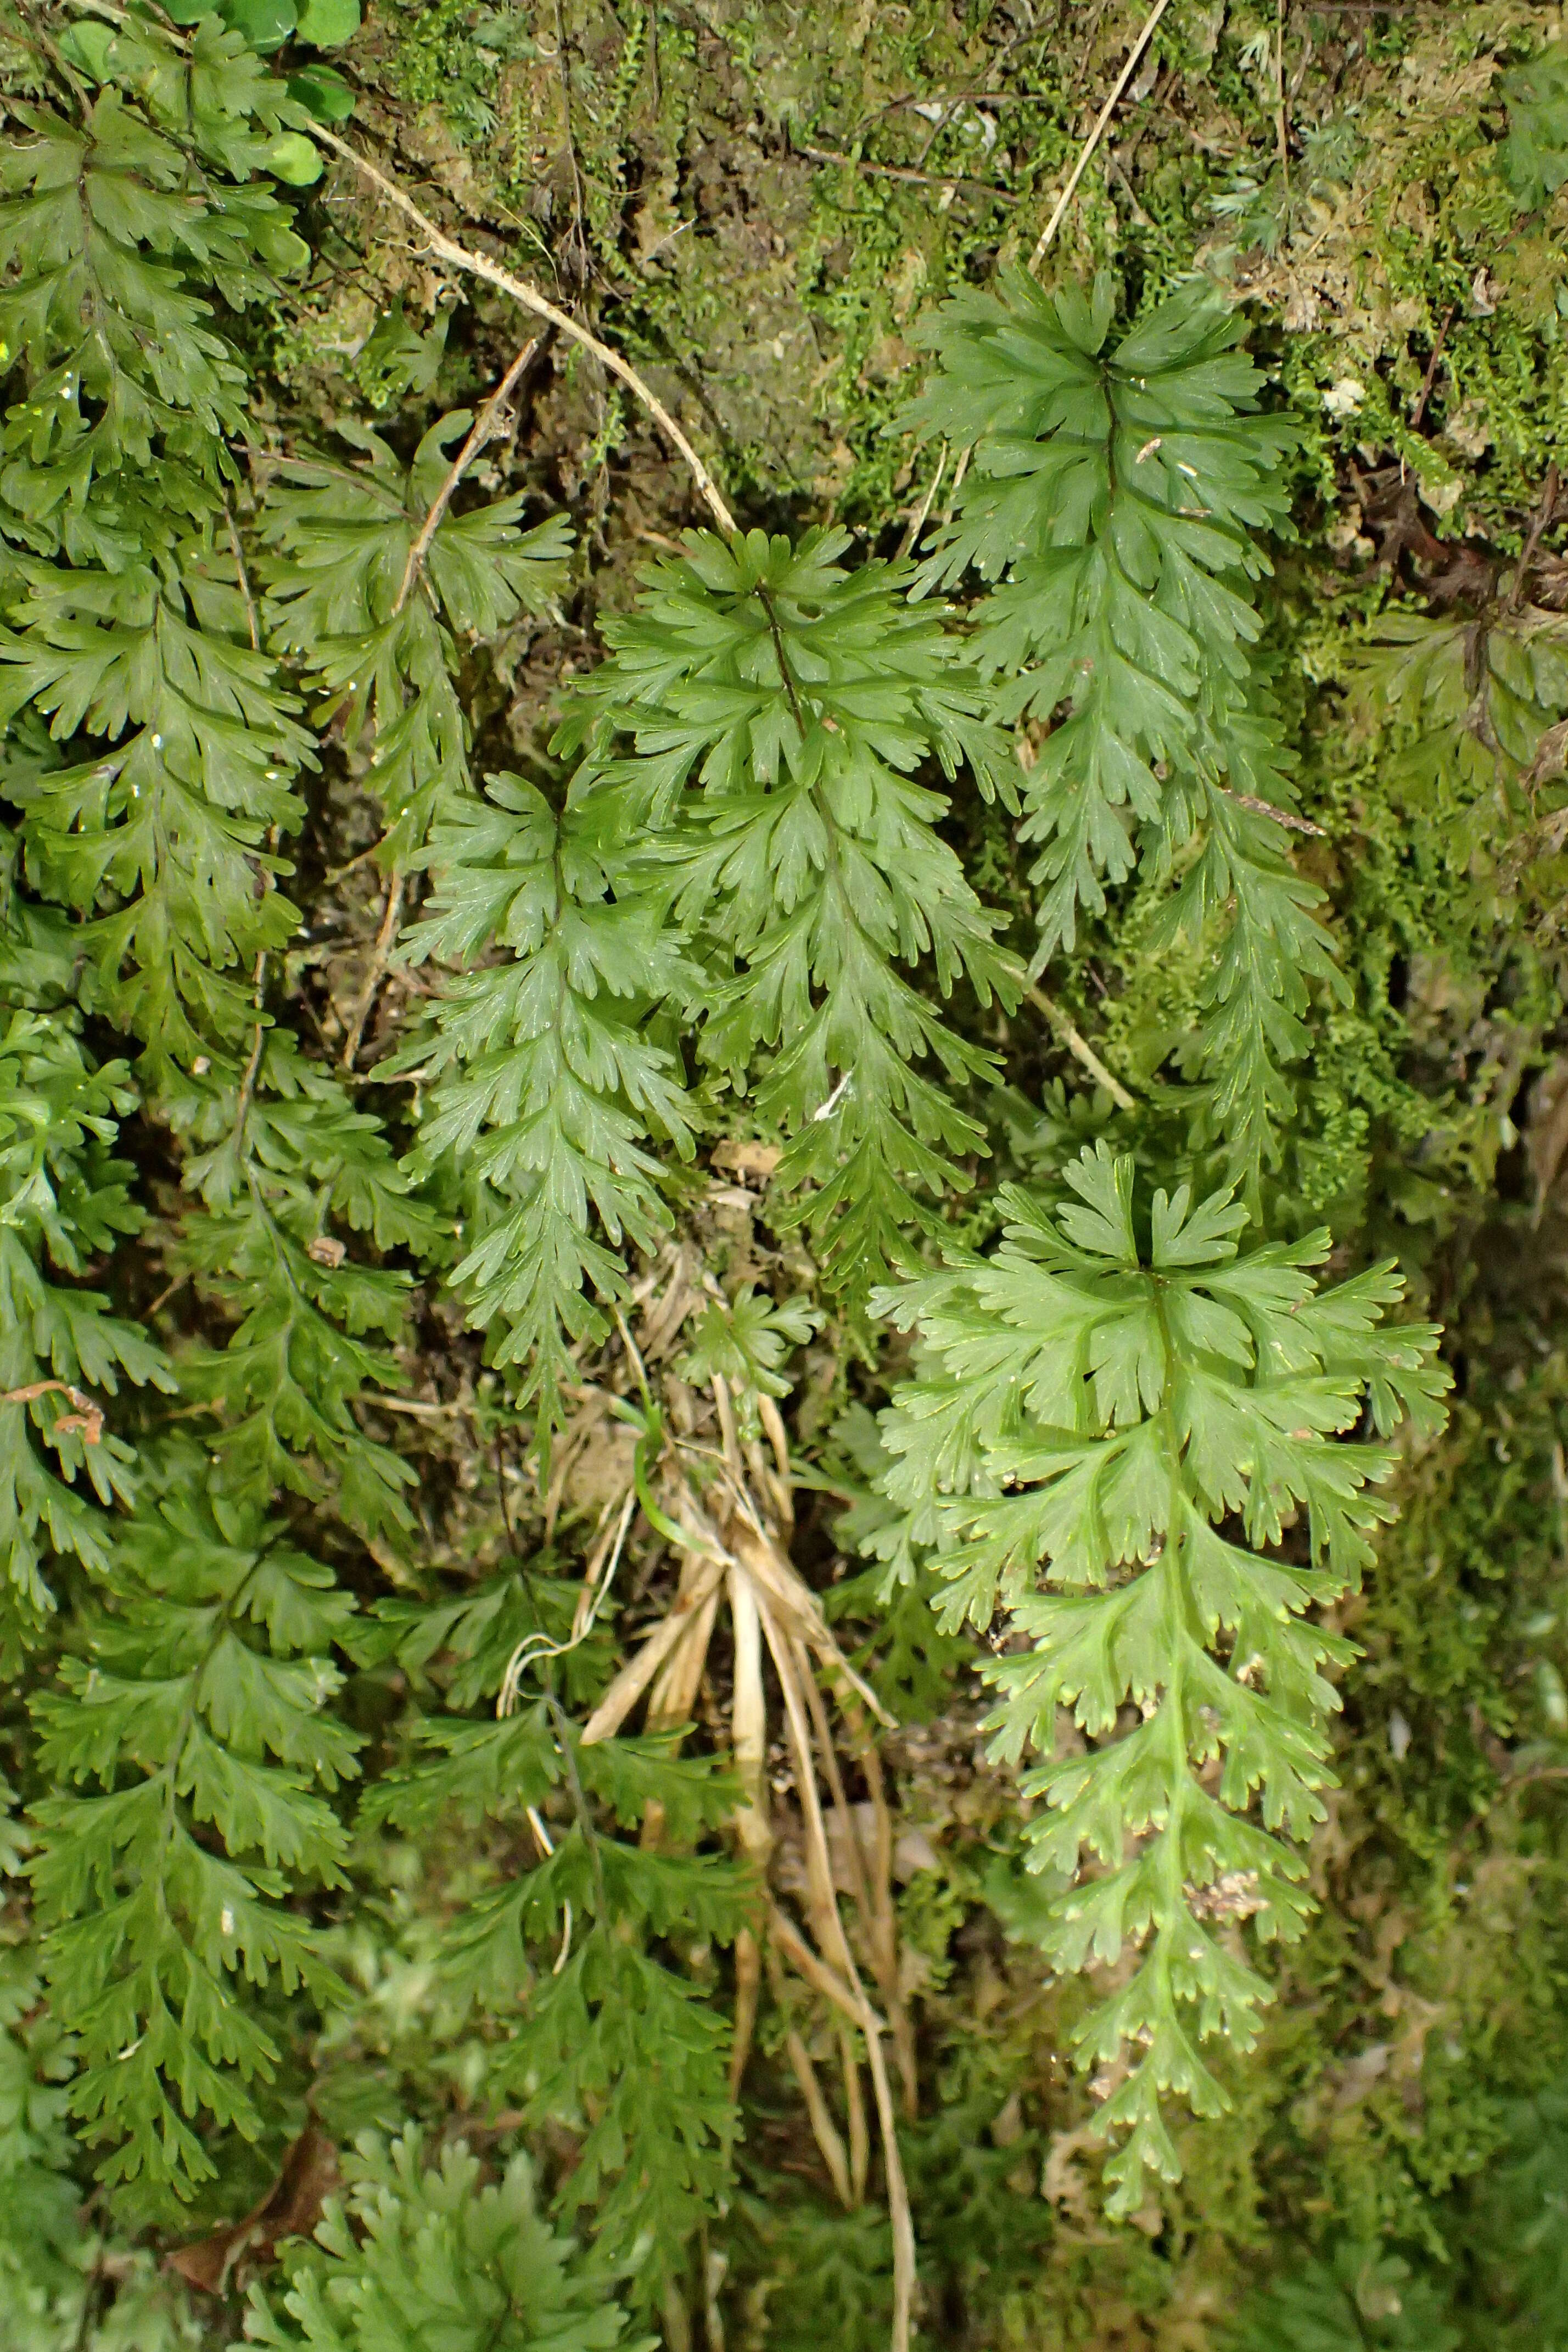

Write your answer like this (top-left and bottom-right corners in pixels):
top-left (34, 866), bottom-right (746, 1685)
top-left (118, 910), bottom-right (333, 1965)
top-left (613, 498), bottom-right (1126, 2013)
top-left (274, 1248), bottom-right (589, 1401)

top-left (167, 2126), bottom-right (337, 2294)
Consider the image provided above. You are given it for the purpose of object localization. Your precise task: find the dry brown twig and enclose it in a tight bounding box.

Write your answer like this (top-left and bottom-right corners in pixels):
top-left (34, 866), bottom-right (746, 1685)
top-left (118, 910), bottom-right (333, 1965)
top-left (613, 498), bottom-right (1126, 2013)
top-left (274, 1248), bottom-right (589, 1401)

top-left (1029, 0), bottom-right (1173, 269)
top-left (311, 128), bottom-right (737, 537)
top-left (1025, 983), bottom-right (1137, 1111)
top-left (0, 1380), bottom-right (103, 1445)
top-left (524, 1265), bottom-right (917, 2351)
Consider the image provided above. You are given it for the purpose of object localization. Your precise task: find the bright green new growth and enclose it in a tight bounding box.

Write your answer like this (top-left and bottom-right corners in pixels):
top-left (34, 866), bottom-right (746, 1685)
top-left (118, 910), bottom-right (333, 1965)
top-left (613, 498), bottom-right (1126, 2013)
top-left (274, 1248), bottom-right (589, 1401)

top-left (906, 272), bottom-right (1345, 1188)
top-left (556, 525), bottom-right (1022, 1296)
top-left (28, 1457), bottom-right (361, 2205)
top-left (248, 2129), bottom-right (646, 2352)
top-left (873, 1143), bottom-right (1448, 2211)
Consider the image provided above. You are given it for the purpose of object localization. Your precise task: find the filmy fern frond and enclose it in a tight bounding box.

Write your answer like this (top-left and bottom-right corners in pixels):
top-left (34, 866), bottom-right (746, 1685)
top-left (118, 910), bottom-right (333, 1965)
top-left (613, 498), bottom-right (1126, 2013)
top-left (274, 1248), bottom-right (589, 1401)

top-left (261, 417), bottom-right (572, 864)
top-left (558, 525), bottom-right (1022, 1296)
top-left (169, 1032), bottom-right (441, 1539)
top-left (363, 1672), bottom-right (746, 2292)
top-left (28, 1458), bottom-right (361, 2206)
top-left (0, 992), bottom-right (172, 1644)
top-left (392, 772), bottom-right (697, 1432)
top-left (907, 272), bottom-right (1345, 1188)
top-left (248, 2129), bottom-right (643, 2352)
top-left (872, 1142), bottom-right (1448, 2213)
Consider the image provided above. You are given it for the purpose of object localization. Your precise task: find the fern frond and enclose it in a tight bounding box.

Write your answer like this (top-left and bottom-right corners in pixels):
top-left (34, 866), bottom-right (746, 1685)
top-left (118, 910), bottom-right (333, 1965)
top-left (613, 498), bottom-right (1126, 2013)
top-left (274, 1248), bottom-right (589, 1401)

top-left (261, 418), bottom-right (572, 863)
top-left (3, 541), bottom-right (314, 1076)
top-left (28, 1453), bottom-right (361, 2206)
top-left (390, 772), bottom-right (697, 1432)
top-left (364, 1674), bottom-right (746, 2289)
top-left (872, 1141), bottom-right (1449, 2212)
top-left (168, 1032), bottom-right (441, 1538)
top-left (0, 996), bottom-right (172, 1643)
top-left (557, 525), bottom-right (1021, 1295)
top-left (248, 2129), bottom-right (645, 2352)
top-left (908, 272), bottom-right (1345, 1188)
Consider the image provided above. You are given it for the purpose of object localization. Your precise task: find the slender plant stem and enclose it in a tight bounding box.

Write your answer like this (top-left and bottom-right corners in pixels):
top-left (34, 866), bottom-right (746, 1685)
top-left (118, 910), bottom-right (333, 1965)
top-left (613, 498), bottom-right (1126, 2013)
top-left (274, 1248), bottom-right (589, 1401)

top-left (1030, 0), bottom-right (1172, 268)
top-left (1026, 983), bottom-right (1136, 1111)
top-left (310, 128), bottom-right (738, 536)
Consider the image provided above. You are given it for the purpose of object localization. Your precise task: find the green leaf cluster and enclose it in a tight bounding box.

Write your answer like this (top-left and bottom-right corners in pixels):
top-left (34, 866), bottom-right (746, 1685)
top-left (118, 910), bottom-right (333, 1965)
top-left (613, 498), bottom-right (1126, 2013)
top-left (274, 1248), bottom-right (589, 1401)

top-left (28, 1459), bottom-right (361, 2206)
top-left (249, 2127), bottom-right (646, 2352)
top-left (557, 525), bottom-right (1022, 1294)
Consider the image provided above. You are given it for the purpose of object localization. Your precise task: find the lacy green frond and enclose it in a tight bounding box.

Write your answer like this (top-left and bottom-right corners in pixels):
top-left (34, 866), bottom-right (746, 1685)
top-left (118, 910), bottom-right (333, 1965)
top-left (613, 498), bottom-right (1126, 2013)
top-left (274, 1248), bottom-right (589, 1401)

top-left (1340, 601), bottom-right (1568, 909)
top-left (28, 1457), bottom-right (362, 2206)
top-left (872, 1142), bottom-right (1449, 2214)
top-left (261, 418), bottom-right (572, 863)
top-left (2, 543), bottom-right (314, 1076)
top-left (392, 772), bottom-right (697, 1430)
top-left (557, 525), bottom-right (1021, 1294)
top-left (167, 1033), bottom-right (438, 1540)
top-left (248, 2129), bottom-right (646, 2352)
top-left (0, 1000), bottom-right (172, 1645)
top-left (363, 1684), bottom-right (745, 2289)
top-left (907, 272), bottom-right (1345, 1187)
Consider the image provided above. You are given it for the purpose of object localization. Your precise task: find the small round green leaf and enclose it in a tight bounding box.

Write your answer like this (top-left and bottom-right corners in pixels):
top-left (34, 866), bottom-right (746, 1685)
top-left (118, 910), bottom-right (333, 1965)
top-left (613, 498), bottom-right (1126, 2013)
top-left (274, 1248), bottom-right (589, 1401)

top-left (160, 0), bottom-right (221, 21)
top-left (265, 132), bottom-right (324, 187)
top-left (57, 20), bottom-right (116, 77)
top-left (219, 0), bottom-right (298, 52)
top-left (287, 65), bottom-right (356, 124)
top-left (294, 0), bottom-right (361, 45)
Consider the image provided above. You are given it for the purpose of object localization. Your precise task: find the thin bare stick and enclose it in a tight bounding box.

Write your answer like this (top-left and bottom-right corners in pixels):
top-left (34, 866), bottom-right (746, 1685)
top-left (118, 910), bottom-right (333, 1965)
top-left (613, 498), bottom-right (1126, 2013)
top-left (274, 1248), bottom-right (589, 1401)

top-left (1026, 983), bottom-right (1136, 1111)
top-left (763, 1613), bottom-right (916, 2352)
top-left (311, 128), bottom-right (738, 536)
top-left (223, 501), bottom-right (261, 652)
top-left (825, 1676), bottom-right (916, 2112)
top-left (1408, 306), bottom-right (1454, 433)
top-left (730, 1925), bottom-right (762, 2100)
top-left (838, 2018), bottom-right (871, 2203)
top-left (763, 1603), bottom-right (850, 1977)
top-left (580, 1547), bottom-right (729, 1743)
top-left (796, 139), bottom-right (1017, 203)
top-left (766, 1943), bottom-right (854, 2207)
top-left (855, 1979), bottom-right (917, 2352)
top-left (732, 1521), bottom-right (897, 1729)
top-left (340, 869), bottom-right (404, 1073)
top-left (499, 1487), bottom-right (636, 1713)
top-left (896, 442), bottom-right (948, 561)
top-left (1222, 787), bottom-right (1326, 838)
top-left (729, 1566), bottom-right (772, 1863)
top-left (646, 1564), bottom-right (721, 1728)
top-left (1506, 462), bottom-right (1560, 616)
top-left (798, 1647), bottom-right (877, 1942)
top-left (797, 1648), bottom-right (873, 2199)
top-left (337, 293), bottom-right (523, 1067)
top-left (1029, 0), bottom-right (1172, 270)
top-left (394, 332), bottom-right (547, 614)
top-left (767, 1904), bottom-right (866, 2026)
